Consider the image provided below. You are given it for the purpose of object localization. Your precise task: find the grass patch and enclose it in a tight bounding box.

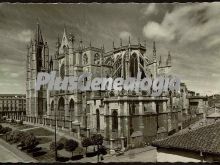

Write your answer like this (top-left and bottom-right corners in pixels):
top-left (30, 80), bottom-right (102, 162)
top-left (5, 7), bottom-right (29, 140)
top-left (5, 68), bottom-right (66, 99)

top-left (37, 137), bottom-right (52, 144)
top-left (25, 127), bottom-right (54, 136)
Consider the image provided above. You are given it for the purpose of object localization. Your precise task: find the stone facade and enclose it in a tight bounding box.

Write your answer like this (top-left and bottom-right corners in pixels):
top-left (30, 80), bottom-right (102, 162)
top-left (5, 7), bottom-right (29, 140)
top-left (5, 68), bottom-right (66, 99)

top-left (26, 24), bottom-right (208, 152)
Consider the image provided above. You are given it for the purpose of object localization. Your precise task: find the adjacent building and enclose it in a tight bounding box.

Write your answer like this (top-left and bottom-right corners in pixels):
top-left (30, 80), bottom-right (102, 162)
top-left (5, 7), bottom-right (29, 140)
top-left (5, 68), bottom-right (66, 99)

top-left (152, 121), bottom-right (220, 162)
top-left (0, 94), bottom-right (26, 117)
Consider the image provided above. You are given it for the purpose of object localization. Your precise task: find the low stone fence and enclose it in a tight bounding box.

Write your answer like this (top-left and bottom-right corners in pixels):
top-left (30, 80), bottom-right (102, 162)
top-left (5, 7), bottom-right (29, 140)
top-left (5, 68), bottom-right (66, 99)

top-left (8, 115), bottom-right (81, 139)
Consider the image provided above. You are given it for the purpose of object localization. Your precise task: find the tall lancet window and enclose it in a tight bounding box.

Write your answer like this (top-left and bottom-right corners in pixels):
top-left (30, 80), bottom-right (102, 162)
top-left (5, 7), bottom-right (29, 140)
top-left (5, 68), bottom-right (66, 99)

top-left (112, 110), bottom-right (118, 132)
top-left (58, 97), bottom-right (65, 120)
top-left (130, 53), bottom-right (138, 77)
top-left (60, 63), bottom-right (65, 80)
top-left (94, 53), bottom-right (100, 65)
top-left (69, 99), bottom-right (74, 121)
top-left (83, 53), bottom-right (88, 65)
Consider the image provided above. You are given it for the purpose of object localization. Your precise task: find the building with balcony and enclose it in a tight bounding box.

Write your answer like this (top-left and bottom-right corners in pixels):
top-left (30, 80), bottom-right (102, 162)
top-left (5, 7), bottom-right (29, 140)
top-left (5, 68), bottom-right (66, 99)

top-left (0, 94), bottom-right (26, 117)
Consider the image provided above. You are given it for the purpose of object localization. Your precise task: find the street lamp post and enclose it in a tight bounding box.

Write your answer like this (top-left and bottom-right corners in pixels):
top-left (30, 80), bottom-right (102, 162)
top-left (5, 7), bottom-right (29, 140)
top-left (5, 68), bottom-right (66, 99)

top-left (54, 103), bottom-right (58, 161)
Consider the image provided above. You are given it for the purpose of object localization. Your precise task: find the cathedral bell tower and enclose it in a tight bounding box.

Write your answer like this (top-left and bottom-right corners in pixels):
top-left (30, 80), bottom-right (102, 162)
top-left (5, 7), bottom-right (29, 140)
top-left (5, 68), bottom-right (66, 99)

top-left (26, 23), bottom-right (49, 117)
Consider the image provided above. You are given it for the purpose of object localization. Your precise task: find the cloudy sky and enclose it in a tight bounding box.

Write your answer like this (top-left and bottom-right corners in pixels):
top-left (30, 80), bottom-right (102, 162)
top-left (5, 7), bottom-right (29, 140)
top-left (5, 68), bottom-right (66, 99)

top-left (0, 3), bottom-right (220, 95)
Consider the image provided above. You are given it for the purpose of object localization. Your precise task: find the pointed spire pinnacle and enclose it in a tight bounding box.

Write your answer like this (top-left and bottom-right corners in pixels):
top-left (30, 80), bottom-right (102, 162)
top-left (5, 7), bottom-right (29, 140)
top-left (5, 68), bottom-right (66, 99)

top-left (56, 34), bottom-right (61, 49)
top-left (144, 40), bottom-right (147, 48)
top-left (62, 24), bottom-right (68, 44)
top-left (79, 39), bottom-right (83, 50)
top-left (138, 38), bottom-right (140, 46)
top-left (153, 41), bottom-right (156, 61)
top-left (129, 36), bottom-right (131, 45)
top-left (159, 55), bottom-right (162, 65)
top-left (89, 41), bottom-right (92, 47)
top-left (168, 51), bottom-right (171, 58)
top-left (64, 24), bottom-right (67, 34)
top-left (120, 38), bottom-right (122, 47)
top-left (35, 22), bottom-right (43, 44)
top-left (113, 41), bottom-right (115, 49)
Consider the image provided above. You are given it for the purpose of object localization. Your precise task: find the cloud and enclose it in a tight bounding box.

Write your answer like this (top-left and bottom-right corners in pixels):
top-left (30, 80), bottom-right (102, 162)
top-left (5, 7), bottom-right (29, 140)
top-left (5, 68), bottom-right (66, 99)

top-left (143, 3), bottom-right (158, 16)
top-left (10, 73), bottom-right (19, 78)
top-left (119, 31), bottom-right (132, 40)
top-left (143, 21), bottom-right (175, 41)
top-left (17, 30), bottom-right (33, 43)
top-left (142, 3), bottom-right (220, 48)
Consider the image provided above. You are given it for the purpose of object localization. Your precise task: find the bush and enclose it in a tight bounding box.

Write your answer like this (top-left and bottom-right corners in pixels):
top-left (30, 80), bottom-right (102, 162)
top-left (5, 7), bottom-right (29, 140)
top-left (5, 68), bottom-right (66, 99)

top-left (18, 120), bottom-right (23, 125)
top-left (11, 119), bottom-right (16, 124)
top-left (0, 126), bottom-right (12, 134)
top-left (64, 139), bottom-right (78, 157)
top-left (11, 131), bottom-right (26, 143)
top-left (21, 133), bottom-right (39, 149)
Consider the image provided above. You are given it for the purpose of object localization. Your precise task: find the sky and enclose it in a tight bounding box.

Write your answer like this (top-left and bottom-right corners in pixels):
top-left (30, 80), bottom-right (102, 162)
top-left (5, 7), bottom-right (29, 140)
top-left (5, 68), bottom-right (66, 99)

top-left (0, 3), bottom-right (220, 95)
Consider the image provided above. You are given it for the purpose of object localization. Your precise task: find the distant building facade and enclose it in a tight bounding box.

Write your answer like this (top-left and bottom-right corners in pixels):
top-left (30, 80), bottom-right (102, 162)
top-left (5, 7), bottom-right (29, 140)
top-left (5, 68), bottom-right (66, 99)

top-left (26, 24), bottom-right (208, 152)
top-left (0, 94), bottom-right (26, 117)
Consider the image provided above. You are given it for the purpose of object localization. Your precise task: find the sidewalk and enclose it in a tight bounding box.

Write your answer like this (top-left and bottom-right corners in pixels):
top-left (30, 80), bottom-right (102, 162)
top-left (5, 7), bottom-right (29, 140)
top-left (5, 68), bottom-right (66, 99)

top-left (0, 138), bottom-right (37, 163)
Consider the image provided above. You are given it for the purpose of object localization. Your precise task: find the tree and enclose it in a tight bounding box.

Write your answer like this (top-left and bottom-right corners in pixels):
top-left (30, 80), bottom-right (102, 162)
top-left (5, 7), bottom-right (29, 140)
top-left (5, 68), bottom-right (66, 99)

top-left (64, 139), bottom-right (78, 157)
top-left (91, 134), bottom-right (103, 146)
top-left (0, 126), bottom-right (12, 134)
top-left (12, 131), bottom-right (26, 143)
top-left (22, 133), bottom-right (39, 149)
top-left (90, 134), bottom-right (104, 162)
top-left (81, 137), bottom-right (92, 154)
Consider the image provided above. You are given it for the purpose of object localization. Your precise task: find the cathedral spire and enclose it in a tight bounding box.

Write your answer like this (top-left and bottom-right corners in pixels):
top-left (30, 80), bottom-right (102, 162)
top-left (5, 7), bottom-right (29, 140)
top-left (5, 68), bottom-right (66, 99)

top-left (166, 51), bottom-right (171, 66)
top-left (35, 22), bottom-right (44, 44)
top-left (56, 34), bottom-right (61, 49)
top-left (153, 41), bottom-right (156, 62)
top-left (159, 55), bottom-right (162, 66)
top-left (128, 36), bottom-right (131, 46)
top-left (62, 25), bottom-right (68, 46)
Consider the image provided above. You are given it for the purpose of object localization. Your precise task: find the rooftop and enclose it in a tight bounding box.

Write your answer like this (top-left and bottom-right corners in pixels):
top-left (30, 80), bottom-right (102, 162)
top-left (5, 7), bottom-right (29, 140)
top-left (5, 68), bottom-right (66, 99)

top-left (152, 121), bottom-right (220, 155)
top-left (207, 112), bottom-right (220, 118)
